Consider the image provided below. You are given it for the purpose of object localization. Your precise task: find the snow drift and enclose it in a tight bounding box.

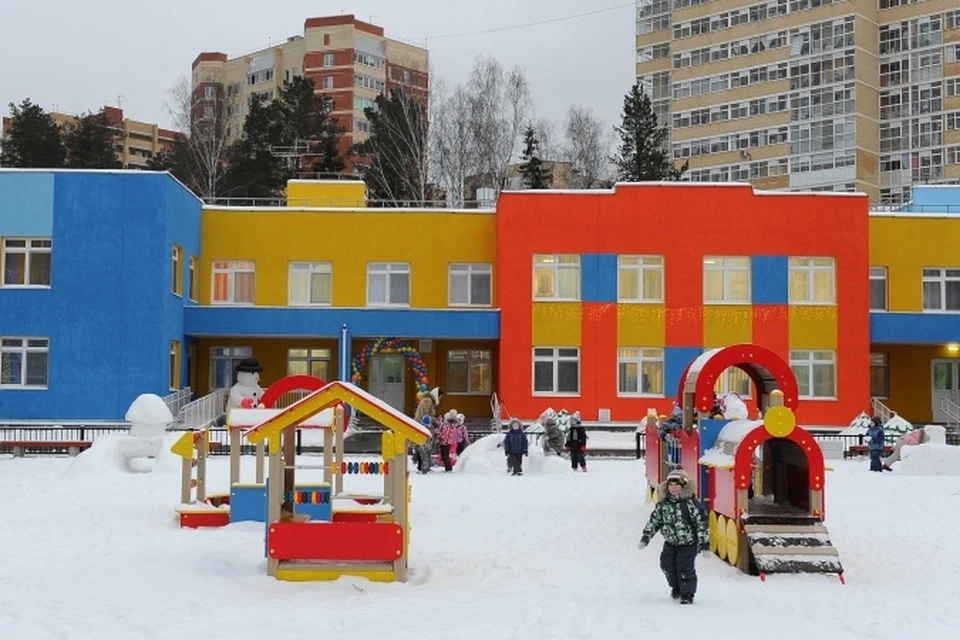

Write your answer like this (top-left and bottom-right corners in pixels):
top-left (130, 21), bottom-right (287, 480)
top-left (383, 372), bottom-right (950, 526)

top-left (453, 433), bottom-right (571, 475)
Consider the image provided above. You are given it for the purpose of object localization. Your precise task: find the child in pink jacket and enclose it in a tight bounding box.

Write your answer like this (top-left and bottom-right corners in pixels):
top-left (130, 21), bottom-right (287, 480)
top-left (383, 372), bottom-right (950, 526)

top-left (882, 427), bottom-right (928, 471)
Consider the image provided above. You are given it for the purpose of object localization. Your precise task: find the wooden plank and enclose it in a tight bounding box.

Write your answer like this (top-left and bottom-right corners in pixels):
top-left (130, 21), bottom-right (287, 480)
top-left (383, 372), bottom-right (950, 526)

top-left (744, 524), bottom-right (827, 534)
top-left (752, 546), bottom-right (839, 557)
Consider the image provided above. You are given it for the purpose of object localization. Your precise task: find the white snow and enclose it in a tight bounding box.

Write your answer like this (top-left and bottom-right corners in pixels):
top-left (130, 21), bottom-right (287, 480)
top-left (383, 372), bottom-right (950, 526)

top-left (720, 393), bottom-right (749, 420)
top-left (63, 432), bottom-right (184, 477)
top-left (227, 408), bottom-right (334, 428)
top-left (453, 433), bottom-right (570, 475)
top-left (699, 447), bottom-right (735, 468)
top-left (716, 419), bottom-right (764, 445)
top-left (124, 394), bottom-right (173, 437)
top-left (883, 415), bottom-right (913, 435)
top-left (900, 427), bottom-right (960, 476)
top-left (839, 412), bottom-right (873, 436)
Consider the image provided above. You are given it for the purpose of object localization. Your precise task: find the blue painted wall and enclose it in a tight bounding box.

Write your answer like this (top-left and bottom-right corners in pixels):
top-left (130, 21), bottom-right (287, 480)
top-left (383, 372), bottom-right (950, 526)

top-left (581, 253), bottom-right (618, 303)
top-left (0, 172), bottom-right (54, 236)
top-left (871, 312), bottom-right (960, 344)
top-left (908, 186), bottom-right (960, 212)
top-left (0, 171), bottom-right (201, 420)
top-left (751, 256), bottom-right (788, 304)
top-left (665, 346), bottom-right (702, 399)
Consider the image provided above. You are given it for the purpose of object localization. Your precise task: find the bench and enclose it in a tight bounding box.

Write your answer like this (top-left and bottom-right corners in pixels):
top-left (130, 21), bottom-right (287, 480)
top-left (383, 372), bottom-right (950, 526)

top-left (3, 441), bottom-right (93, 457)
top-left (845, 445), bottom-right (893, 459)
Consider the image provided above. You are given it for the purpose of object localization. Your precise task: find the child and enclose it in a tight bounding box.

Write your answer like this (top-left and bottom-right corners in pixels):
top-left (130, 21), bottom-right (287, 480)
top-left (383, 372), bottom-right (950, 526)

top-left (565, 414), bottom-right (589, 472)
top-left (638, 468), bottom-right (710, 604)
top-left (503, 418), bottom-right (529, 476)
top-left (279, 500), bottom-right (310, 523)
top-left (883, 426), bottom-right (928, 470)
top-left (866, 416), bottom-right (885, 472)
top-left (437, 409), bottom-right (459, 472)
top-left (455, 413), bottom-right (470, 455)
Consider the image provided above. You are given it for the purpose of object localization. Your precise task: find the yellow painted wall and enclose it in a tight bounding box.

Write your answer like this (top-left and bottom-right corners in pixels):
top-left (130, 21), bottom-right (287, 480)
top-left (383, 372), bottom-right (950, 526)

top-left (788, 306), bottom-right (837, 349)
top-left (874, 344), bottom-right (960, 423)
top-left (870, 216), bottom-right (960, 312)
top-left (287, 180), bottom-right (366, 208)
top-left (200, 207), bottom-right (497, 308)
top-left (617, 305), bottom-right (666, 347)
top-left (532, 303), bottom-right (582, 346)
top-left (703, 305), bottom-right (752, 347)
top-left (195, 337), bottom-right (339, 395)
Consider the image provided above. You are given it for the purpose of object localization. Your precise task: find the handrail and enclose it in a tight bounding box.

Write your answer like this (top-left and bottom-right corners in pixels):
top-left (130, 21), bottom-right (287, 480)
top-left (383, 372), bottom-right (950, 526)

top-left (870, 397), bottom-right (895, 425)
top-left (202, 197), bottom-right (492, 209)
top-left (177, 388), bottom-right (229, 429)
top-left (940, 397), bottom-right (960, 432)
top-left (161, 387), bottom-right (193, 418)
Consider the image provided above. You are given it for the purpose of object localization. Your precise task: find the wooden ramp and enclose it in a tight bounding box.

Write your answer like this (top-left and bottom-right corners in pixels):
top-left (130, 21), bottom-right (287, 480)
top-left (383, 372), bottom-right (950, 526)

top-left (741, 508), bottom-right (844, 578)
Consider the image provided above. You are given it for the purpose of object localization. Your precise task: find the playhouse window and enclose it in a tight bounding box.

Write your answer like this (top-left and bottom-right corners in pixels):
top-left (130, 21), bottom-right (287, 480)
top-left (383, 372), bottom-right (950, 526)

top-left (617, 348), bottom-right (664, 396)
top-left (922, 268), bottom-right (960, 312)
top-left (211, 260), bottom-right (255, 305)
top-left (789, 257), bottom-right (835, 304)
top-left (790, 350), bottom-right (836, 399)
top-left (703, 256), bottom-right (751, 303)
top-left (367, 262), bottom-right (410, 306)
top-left (618, 255), bottom-right (664, 302)
top-left (288, 262), bottom-right (332, 306)
top-left (533, 347), bottom-right (580, 395)
top-left (448, 263), bottom-right (492, 306)
top-left (2, 238), bottom-right (51, 287)
top-left (0, 337), bottom-right (49, 388)
top-left (446, 349), bottom-right (492, 394)
top-left (533, 255), bottom-right (580, 301)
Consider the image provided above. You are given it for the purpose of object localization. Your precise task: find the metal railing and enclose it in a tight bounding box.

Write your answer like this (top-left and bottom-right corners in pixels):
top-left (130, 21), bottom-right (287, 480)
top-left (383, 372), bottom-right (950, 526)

top-left (871, 204), bottom-right (960, 214)
top-left (202, 197), bottom-right (492, 210)
top-left (177, 388), bottom-right (229, 429)
top-left (161, 387), bottom-right (193, 419)
top-left (871, 397), bottom-right (896, 425)
top-left (940, 398), bottom-right (960, 433)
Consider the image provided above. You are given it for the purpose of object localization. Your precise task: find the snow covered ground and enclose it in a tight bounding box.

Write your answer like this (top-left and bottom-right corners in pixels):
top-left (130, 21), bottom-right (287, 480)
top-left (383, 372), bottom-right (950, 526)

top-left (1, 447), bottom-right (958, 640)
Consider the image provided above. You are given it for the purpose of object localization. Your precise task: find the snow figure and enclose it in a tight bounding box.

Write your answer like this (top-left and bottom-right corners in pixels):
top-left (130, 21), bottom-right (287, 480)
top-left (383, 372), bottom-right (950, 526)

top-left (719, 393), bottom-right (749, 421)
top-left (228, 358), bottom-right (265, 410)
top-left (126, 393), bottom-right (174, 438)
top-left (539, 408), bottom-right (566, 456)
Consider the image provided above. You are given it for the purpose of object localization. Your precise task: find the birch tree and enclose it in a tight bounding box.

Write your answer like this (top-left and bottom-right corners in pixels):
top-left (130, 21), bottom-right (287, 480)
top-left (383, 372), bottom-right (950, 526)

top-left (430, 81), bottom-right (478, 207)
top-left (563, 105), bottom-right (612, 188)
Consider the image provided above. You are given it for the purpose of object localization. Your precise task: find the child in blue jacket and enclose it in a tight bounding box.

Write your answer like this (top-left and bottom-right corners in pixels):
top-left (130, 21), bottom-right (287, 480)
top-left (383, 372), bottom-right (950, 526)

top-left (866, 417), bottom-right (885, 472)
top-left (503, 418), bottom-right (529, 476)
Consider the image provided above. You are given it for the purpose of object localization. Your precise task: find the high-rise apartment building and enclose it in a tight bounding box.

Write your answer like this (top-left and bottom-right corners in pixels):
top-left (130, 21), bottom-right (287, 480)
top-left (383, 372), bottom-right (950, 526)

top-left (191, 14), bottom-right (428, 173)
top-left (636, 0), bottom-right (960, 204)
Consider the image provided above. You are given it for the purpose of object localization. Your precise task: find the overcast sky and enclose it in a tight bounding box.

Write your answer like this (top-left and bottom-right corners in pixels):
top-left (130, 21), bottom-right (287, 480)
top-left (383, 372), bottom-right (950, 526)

top-left (2, 0), bottom-right (634, 139)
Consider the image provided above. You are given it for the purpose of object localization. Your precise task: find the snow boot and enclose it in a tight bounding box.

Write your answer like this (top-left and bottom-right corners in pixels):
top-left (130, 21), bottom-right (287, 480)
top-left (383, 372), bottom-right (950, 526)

top-left (671, 588), bottom-right (680, 600)
top-left (679, 593), bottom-right (694, 605)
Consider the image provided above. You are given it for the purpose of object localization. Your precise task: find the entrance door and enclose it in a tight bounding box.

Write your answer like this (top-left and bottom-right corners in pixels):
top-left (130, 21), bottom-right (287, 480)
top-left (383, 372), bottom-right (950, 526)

top-left (369, 354), bottom-right (406, 411)
top-left (931, 359), bottom-right (960, 422)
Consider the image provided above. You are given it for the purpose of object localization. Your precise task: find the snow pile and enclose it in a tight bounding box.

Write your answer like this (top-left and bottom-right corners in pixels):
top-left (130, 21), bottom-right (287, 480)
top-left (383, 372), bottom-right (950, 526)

top-left (900, 426), bottom-right (960, 476)
top-left (454, 433), bottom-right (569, 475)
top-left (840, 411), bottom-right (873, 436)
top-left (125, 394), bottom-right (173, 438)
top-left (884, 415), bottom-right (913, 436)
top-left (720, 393), bottom-right (749, 420)
top-left (699, 447), bottom-right (734, 468)
top-left (65, 432), bottom-right (184, 477)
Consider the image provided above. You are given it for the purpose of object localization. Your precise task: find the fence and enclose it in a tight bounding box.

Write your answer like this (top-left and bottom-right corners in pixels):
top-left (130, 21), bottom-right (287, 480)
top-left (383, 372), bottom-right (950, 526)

top-left (161, 388), bottom-right (193, 418)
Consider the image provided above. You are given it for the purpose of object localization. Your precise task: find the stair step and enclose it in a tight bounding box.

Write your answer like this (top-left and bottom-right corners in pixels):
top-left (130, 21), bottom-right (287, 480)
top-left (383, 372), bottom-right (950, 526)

top-left (747, 534), bottom-right (833, 548)
top-left (741, 514), bottom-right (822, 527)
top-left (754, 554), bottom-right (844, 574)
top-left (751, 545), bottom-right (839, 557)
top-left (743, 523), bottom-right (828, 535)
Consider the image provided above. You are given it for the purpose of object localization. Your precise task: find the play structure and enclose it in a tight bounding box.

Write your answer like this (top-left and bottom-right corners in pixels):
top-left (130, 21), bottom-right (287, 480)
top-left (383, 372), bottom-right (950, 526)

top-left (645, 344), bottom-right (844, 582)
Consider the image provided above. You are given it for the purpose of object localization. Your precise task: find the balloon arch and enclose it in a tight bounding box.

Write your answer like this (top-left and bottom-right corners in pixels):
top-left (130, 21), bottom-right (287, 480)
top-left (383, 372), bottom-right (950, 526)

top-left (350, 337), bottom-right (432, 403)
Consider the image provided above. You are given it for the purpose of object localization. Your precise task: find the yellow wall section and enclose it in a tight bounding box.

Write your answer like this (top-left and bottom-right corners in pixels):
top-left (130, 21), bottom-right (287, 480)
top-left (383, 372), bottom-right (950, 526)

top-left (870, 216), bottom-right (960, 312)
top-left (195, 337), bottom-right (339, 395)
top-left (788, 306), bottom-right (837, 349)
top-left (200, 208), bottom-right (496, 308)
top-left (874, 344), bottom-right (960, 423)
top-left (286, 180), bottom-right (366, 207)
top-left (532, 303), bottom-right (582, 347)
top-left (617, 305), bottom-right (666, 347)
top-left (703, 305), bottom-right (752, 347)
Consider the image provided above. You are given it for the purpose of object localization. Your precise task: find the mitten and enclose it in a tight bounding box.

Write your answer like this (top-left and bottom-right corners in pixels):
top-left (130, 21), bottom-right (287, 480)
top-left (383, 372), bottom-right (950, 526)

top-left (637, 538), bottom-right (649, 550)
top-left (700, 542), bottom-right (711, 555)
top-left (524, 451), bottom-right (528, 456)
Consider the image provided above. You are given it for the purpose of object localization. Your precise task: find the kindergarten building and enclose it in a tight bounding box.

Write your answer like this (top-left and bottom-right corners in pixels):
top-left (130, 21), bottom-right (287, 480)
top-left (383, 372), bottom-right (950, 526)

top-left (0, 168), bottom-right (959, 428)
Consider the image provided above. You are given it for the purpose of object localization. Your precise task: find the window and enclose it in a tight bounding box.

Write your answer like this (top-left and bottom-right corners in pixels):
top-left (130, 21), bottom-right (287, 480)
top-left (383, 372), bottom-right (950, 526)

top-left (446, 350), bottom-right (493, 394)
top-left (0, 337), bottom-right (49, 388)
top-left (172, 245), bottom-right (183, 296)
top-left (533, 255), bottom-right (580, 300)
top-left (323, 53), bottom-right (335, 67)
top-left (211, 260), bottom-right (255, 305)
top-left (287, 348), bottom-right (331, 380)
top-left (703, 257), bottom-right (751, 303)
top-left (788, 257), bottom-right (835, 304)
top-left (288, 262), bottom-right (332, 306)
top-left (210, 346), bottom-right (252, 390)
top-left (870, 353), bottom-right (888, 398)
top-left (922, 268), bottom-right (960, 312)
top-left (188, 256), bottom-right (198, 302)
top-left (367, 263), bottom-right (410, 306)
top-left (714, 367), bottom-right (752, 398)
top-left (323, 76), bottom-right (334, 90)
top-left (617, 348), bottom-right (664, 396)
top-left (170, 341), bottom-right (181, 390)
top-left (204, 86), bottom-right (215, 99)
top-left (2, 238), bottom-right (51, 287)
top-left (533, 347), bottom-right (580, 395)
top-left (618, 256), bottom-right (664, 302)
top-left (870, 267), bottom-right (887, 311)
top-left (790, 350), bottom-right (836, 399)
top-left (448, 264), bottom-right (492, 306)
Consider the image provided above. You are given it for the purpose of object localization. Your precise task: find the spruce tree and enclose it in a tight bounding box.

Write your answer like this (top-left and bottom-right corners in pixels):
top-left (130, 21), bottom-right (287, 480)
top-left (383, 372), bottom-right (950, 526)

top-left (518, 125), bottom-right (549, 189)
top-left (275, 76), bottom-right (346, 176)
top-left (0, 99), bottom-right (65, 168)
top-left (63, 109), bottom-right (122, 168)
top-left (610, 83), bottom-right (687, 182)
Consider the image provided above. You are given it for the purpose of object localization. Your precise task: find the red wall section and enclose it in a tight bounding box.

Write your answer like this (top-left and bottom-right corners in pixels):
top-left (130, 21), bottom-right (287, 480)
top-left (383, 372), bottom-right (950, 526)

top-left (580, 302), bottom-right (618, 419)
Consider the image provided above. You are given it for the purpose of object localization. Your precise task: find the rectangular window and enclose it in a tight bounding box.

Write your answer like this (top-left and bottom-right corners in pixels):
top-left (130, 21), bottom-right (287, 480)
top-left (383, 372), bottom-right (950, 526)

top-left (288, 262), bottom-right (332, 306)
top-left (448, 263), bottom-right (492, 306)
top-left (788, 257), bottom-right (836, 304)
top-left (211, 260), bottom-right (255, 304)
top-left (446, 349), bottom-right (493, 395)
top-left (714, 367), bottom-right (752, 398)
top-left (870, 267), bottom-right (887, 311)
top-left (532, 347), bottom-right (580, 395)
top-left (790, 350), bottom-right (836, 399)
top-left (210, 346), bottom-right (253, 390)
top-left (618, 255), bottom-right (664, 302)
top-left (533, 255), bottom-right (580, 301)
top-left (172, 245), bottom-right (183, 296)
top-left (323, 53), bottom-right (335, 67)
top-left (170, 341), bottom-right (181, 390)
top-left (2, 238), bottom-right (52, 287)
top-left (0, 337), bottom-right (49, 388)
top-left (287, 348), bottom-right (331, 380)
top-left (367, 262), bottom-right (410, 306)
top-left (323, 76), bottom-right (334, 90)
top-left (617, 348), bottom-right (665, 396)
top-left (922, 268), bottom-right (960, 312)
top-left (703, 256), bottom-right (751, 303)
top-left (188, 256), bottom-right (198, 302)
top-left (870, 352), bottom-right (888, 398)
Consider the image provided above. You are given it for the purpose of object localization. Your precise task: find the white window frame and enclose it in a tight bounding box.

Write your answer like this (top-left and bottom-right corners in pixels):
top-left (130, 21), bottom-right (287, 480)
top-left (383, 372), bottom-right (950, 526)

top-left (188, 255), bottom-right (198, 302)
top-left (870, 266), bottom-right (887, 312)
top-left (616, 347), bottom-right (665, 397)
top-left (790, 350), bottom-right (837, 399)
top-left (287, 348), bottom-right (332, 379)
top-left (922, 267), bottom-right (960, 313)
top-left (448, 263), bottom-right (493, 307)
top-left (0, 337), bottom-right (49, 389)
top-left (617, 255), bottom-right (665, 303)
top-left (532, 254), bottom-right (581, 301)
top-left (323, 53), bottom-right (335, 67)
top-left (703, 256), bottom-right (751, 303)
top-left (788, 257), bottom-right (836, 304)
top-left (366, 262), bottom-right (410, 307)
top-left (288, 262), bottom-right (333, 306)
top-left (172, 245), bottom-right (182, 296)
top-left (2, 238), bottom-right (52, 288)
top-left (445, 349), bottom-right (493, 395)
top-left (323, 76), bottom-right (334, 90)
top-left (209, 346), bottom-right (253, 390)
top-left (532, 347), bottom-right (580, 396)
top-left (211, 260), bottom-right (255, 305)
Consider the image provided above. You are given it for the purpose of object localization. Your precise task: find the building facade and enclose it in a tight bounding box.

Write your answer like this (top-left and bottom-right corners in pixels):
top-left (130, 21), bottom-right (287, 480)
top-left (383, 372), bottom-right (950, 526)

top-left (635, 0), bottom-right (960, 205)
top-left (191, 14), bottom-right (428, 172)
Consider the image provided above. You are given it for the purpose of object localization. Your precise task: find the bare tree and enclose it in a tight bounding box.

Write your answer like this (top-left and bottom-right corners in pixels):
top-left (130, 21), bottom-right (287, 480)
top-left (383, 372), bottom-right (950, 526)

top-left (430, 80), bottom-right (480, 207)
top-left (563, 105), bottom-right (612, 189)
top-left (533, 118), bottom-right (558, 162)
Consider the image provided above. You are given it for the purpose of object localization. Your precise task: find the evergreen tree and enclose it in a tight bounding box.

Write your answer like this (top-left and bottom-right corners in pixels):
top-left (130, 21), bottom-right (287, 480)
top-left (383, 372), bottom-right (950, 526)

top-left (220, 94), bottom-right (287, 199)
top-left (63, 109), bottom-right (122, 168)
top-left (518, 125), bottom-right (549, 189)
top-left (274, 76), bottom-right (346, 176)
top-left (610, 83), bottom-right (687, 182)
top-left (0, 99), bottom-right (65, 168)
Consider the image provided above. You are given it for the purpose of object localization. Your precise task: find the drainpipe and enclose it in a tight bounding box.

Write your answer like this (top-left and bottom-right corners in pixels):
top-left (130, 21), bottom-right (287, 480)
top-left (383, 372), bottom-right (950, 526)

top-left (340, 323), bottom-right (350, 419)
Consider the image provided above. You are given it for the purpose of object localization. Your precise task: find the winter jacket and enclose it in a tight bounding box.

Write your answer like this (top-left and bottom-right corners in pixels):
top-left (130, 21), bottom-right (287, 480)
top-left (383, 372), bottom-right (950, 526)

top-left (503, 428), bottom-right (529, 455)
top-left (438, 421), bottom-right (458, 446)
top-left (866, 424), bottom-right (885, 451)
top-left (566, 425), bottom-right (588, 451)
top-left (453, 423), bottom-right (469, 444)
top-left (897, 429), bottom-right (928, 447)
top-left (641, 475), bottom-right (710, 548)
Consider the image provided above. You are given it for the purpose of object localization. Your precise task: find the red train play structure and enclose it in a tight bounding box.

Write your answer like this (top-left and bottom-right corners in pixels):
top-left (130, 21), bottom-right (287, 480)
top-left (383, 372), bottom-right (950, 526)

top-left (645, 343), bottom-right (844, 582)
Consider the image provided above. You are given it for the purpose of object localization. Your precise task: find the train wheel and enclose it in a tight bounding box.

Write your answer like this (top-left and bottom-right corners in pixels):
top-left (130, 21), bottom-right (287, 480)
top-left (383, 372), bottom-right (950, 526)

top-left (708, 510), bottom-right (719, 554)
top-left (716, 515), bottom-right (728, 561)
top-left (725, 517), bottom-right (740, 566)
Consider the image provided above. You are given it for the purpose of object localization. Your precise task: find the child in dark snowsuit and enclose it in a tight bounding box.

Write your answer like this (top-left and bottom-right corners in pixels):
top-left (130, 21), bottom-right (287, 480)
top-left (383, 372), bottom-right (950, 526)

top-left (638, 468), bottom-right (710, 604)
top-left (503, 418), bottom-right (529, 476)
top-left (866, 417), bottom-right (885, 472)
top-left (565, 415), bottom-right (588, 472)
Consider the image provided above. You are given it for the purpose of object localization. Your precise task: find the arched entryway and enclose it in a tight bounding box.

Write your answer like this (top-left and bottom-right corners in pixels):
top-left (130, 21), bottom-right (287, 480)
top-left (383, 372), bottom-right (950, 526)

top-left (350, 337), bottom-right (430, 411)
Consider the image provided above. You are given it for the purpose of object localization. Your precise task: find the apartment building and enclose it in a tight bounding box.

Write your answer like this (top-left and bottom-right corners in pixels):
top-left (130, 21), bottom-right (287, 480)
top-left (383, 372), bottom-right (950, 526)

top-left (636, 0), bottom-right (960, 204)
top-left (191, 14), bottom-right (429, 172)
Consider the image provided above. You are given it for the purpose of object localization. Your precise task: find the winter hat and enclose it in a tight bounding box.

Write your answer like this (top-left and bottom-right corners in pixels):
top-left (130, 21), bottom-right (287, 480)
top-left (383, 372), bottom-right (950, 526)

top-left (235, 357), bottom-right (263, 373)
top-left (666, 468), bottom-right (691, 485)
top-left (444, 409), bottom-right (458, 422)
top-left (456, 413), bottom-right (465, 423)
top-left (427, 387), bottom-right (442, 405)
top-left (509, 418), bottom-right (522, 429)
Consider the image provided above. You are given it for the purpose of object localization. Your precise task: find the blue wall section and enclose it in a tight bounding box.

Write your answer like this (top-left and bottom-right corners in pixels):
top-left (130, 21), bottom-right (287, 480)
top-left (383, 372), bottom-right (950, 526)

top-left (185, 307), bottom-right (501, 340)
top-left (665, 346), bottom-right (702, 400)
top-left (581, 253), bottom-right (617, 303)
top-left (751, 256), bottom-right (788, 304)
top-left (871, 312), bottom-right (960, 344)
top-left (0, 172), bottom-right (54, 236)
top-left (909, 186), bottom-right (960, 212)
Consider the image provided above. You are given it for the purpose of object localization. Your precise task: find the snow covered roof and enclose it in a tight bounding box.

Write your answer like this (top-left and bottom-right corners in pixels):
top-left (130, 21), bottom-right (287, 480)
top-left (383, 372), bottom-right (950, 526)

top-left (228, 408), bottom-right (333, 429)
top-left (716, 419), bottom-right (765, 448)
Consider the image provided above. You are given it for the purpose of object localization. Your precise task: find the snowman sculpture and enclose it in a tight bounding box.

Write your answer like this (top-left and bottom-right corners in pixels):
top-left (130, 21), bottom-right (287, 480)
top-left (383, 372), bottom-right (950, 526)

top-left (228, 357), bottom-right (265, 410)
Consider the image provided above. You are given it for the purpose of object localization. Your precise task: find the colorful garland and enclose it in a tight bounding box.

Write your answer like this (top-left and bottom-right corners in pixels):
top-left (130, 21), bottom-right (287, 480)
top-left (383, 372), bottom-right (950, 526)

top-left (350, 337), bottom-right (431, 402)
